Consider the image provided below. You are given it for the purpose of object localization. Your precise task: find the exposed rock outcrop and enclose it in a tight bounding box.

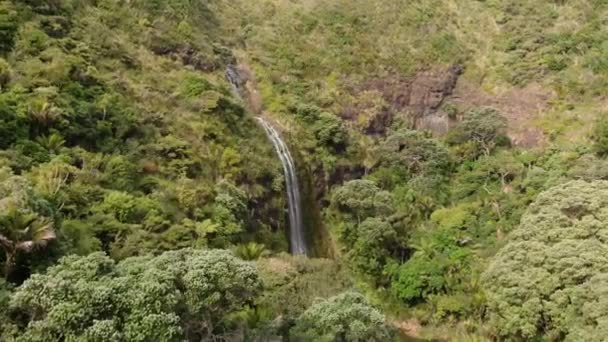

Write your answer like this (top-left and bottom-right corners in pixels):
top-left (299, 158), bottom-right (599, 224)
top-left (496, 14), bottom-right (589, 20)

top-left (150, 42), bottom-right (235, 72)
top-left (342, 65), bottom-right (463, 135)
top-left (409, 65), bottom-right (462, 114)
top-left (448, 80), bottom-right (552, 147)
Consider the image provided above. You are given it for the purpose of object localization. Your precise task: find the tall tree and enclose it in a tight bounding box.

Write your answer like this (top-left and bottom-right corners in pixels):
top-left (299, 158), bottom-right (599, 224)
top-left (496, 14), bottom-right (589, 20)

top-left (449, 107), bottom-right (508, 156)
top-left (0, 209), bottom-right (55, 280)
top-left (483, 180), bottom-right (608, 340)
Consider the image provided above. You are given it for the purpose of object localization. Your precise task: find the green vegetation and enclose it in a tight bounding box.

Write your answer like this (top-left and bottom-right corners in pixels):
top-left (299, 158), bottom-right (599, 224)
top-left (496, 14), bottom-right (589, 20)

top-left (290, 292), bottom-right (395, 342)
top-left (4, 249), bottom-right (260, 341)
top-left (483, 180), bottom-right (608, 340)
top-left (1, 0), bottom-right (608, 341)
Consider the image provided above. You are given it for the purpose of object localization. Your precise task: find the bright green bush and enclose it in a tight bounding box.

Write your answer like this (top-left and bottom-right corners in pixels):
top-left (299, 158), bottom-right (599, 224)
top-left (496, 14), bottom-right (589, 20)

top-left (391, 228), bottom-right (472, 304)
top-left (103, 155), bottom-right (138, 192)
top-left (234, 242), bottom-right (267, 260)
top-left (57, 219), bottom-right (101, 256)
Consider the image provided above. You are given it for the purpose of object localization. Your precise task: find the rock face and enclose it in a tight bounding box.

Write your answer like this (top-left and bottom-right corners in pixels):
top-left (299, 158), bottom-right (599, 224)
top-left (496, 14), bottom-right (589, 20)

top-left (224, 64), bottom-right (263, 114)
top-left (449, 80), bottom-right (550, 147)
top-left (409, 65), bottom-right (462, 113)
top-left (150, 43), bottom-right (235, 72)
top-left (342, 65), bottom-right (462, 135)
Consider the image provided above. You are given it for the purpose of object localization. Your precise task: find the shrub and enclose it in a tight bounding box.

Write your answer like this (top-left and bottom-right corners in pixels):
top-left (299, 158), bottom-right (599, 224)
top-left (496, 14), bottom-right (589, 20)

top-left (391, 228), bottom-right (472, 305)
top-left (592, 113), bottom-right (608, 156)
top-left (0, 3), bottom-right (17, 54)
top-left (290, 292), bottom-right (394, 342)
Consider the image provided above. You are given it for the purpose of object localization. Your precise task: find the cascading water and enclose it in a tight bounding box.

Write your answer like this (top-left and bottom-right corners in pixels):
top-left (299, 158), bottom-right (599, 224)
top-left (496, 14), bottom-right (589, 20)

top-left (257, 118), bottom-right (306, 255)
top-left (225, 65), bottom-right (307, 255)
top-left (225, 65), bottom-right (243, 97)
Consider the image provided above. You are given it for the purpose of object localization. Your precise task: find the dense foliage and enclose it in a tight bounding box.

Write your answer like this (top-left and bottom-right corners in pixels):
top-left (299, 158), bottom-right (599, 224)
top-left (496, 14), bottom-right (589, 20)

top-left (483, 180), bottom-right (608, 340)
top-left (0, 0), bottom-right (297, 283)
top-left (2, 0), bottom-right (608, 341)
top-left (3, 249), bottom-right (260, 341)
top-left (290, 292), bottom-right (394, 342)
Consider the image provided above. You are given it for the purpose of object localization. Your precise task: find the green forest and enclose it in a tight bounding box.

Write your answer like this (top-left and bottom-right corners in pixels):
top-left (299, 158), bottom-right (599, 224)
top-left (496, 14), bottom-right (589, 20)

top-left (1, 0), bottom-right (608, 340)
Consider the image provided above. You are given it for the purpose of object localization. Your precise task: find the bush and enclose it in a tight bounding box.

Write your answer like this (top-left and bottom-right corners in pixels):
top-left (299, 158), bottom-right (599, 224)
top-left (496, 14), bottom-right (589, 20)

top-left (0, 3), bottom-right (17, 54)
top-left (592, 113), bottom-right (608, 156)
top-left (0, 91), bottom-right (28, 149)
top-left (103, 155), bottom-right (138, 192)
top-left (0, 58), bottom-right (11, 88)
top-left (290, 292), bottom-right (394, 342)
top-left (256, 255), bottom-right (352, 322)
top-left (391, 228), bottom-right (472, 305)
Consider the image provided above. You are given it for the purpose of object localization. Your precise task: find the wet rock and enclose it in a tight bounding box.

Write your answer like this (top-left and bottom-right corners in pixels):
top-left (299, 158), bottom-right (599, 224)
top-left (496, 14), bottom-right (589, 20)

top-left (312, 163), bottom-right (365, 201)
top-left (177, 47), bottom-right (218, 71)
top-left (149, 42), bottom-right (220, 71)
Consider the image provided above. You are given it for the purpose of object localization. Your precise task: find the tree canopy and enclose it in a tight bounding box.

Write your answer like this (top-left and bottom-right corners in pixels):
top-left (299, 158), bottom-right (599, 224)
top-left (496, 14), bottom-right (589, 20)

top-left (3, 0), bottom-right (608, 340)
top-left (3, 249), bottom-right (260, 341)
top-left (290, 292), bottom-right (394, 342)
top-left (483, 180), bottom-right (608, 340)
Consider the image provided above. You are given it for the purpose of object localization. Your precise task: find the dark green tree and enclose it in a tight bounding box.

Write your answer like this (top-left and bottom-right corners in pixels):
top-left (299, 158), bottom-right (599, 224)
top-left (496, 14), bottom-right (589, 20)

top-left (592, 113), bottom-right (608, 156)
top-left (449, 107), bottom-right (508, 156)
top-left (375, 129), bottom-right (451, 179)
top-left (330, 179), bottom-right (395, 222)
top-left (0, 3), bottom-right (17, 54)
top-left (329, 180), bottom-right (406, 281)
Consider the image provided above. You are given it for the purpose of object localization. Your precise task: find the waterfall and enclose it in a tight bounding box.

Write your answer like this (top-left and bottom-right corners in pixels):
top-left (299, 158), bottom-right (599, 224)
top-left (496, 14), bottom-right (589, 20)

top-left (225, 65), bottom-right (243, 98)
top-left (225, 65), bottom-right (307, 255)
top-left (257, 118), bottom-right (307, 255)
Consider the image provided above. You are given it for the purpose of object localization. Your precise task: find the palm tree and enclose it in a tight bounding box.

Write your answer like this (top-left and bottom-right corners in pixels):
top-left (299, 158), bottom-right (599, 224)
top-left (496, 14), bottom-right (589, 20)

top-left (234, 242), bottom-right (267, 261)
top-left (29, 99), bottom-right (63, 136)
top-left (36, 133), bottom-right (65, 155)
top-left (29, 100), bottom-right (63, 128)
top-left (0, 209), bottom-right (55, 280)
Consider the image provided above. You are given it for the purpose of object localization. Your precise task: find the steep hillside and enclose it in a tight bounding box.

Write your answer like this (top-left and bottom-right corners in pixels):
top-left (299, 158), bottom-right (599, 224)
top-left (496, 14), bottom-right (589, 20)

top-left (226, 0), bottom-right (608, 339)
top-left (235, 0), bottom-right (608, 147)
top-left (0, 0), bottom-right (298, 274)
top-left (2, 0), bottom-right (608, 341)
